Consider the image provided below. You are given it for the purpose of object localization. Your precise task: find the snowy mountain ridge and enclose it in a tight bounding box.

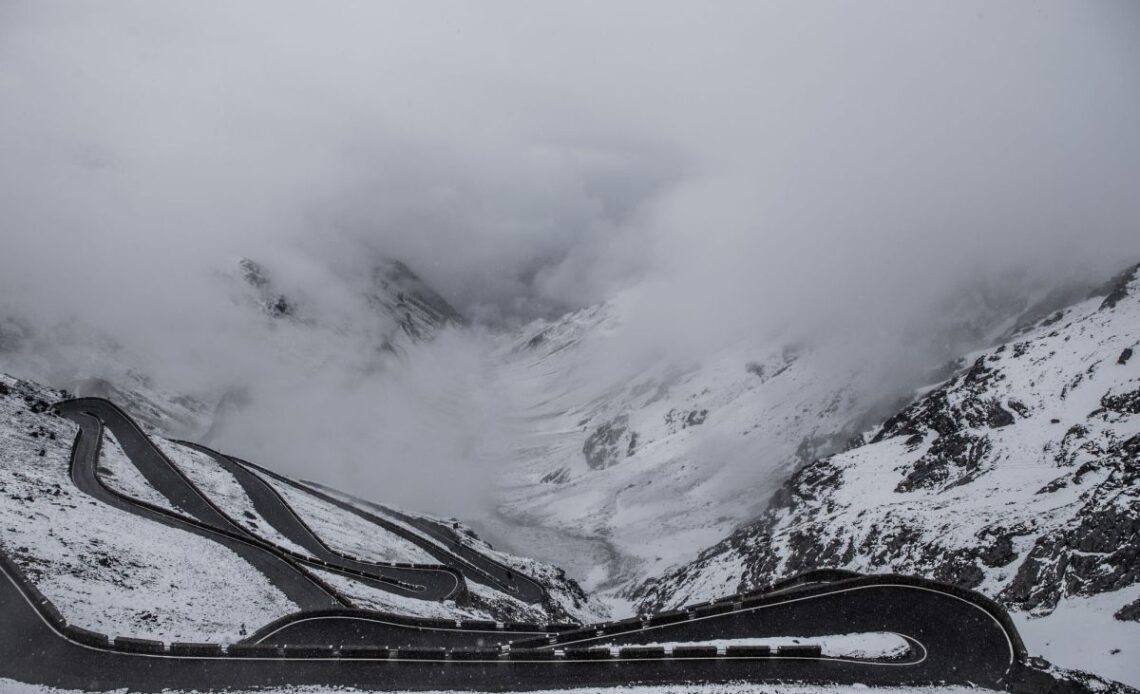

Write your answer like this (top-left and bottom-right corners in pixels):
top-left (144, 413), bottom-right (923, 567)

top-left (626, 263), bottom-right (1140, 686)
top-left (0, 253), bottom-right (464, 442)
top-left (477, 271), bottom-right (1099, 606)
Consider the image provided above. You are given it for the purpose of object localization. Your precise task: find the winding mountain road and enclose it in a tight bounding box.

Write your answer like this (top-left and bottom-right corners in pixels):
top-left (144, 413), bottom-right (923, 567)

top-left (306, 480), bottom-right (548, 604)
top-left (173, 439), bottom-right (479, 603)
top-left (57, 399), bottom-right (464, 603)
top-left (0, 397), bottom-right (1058, 691)
top-left (62, 409), bottom-right (342, 610)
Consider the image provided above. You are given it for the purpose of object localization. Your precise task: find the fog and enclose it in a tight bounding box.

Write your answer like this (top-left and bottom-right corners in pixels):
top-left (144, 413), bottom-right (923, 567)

top-left (2, 1), bottom-right (1139, 517)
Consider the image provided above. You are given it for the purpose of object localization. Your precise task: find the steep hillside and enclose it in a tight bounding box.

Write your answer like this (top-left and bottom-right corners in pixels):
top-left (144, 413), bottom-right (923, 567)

top-left (0, 254), bottom-right (464, 442)
top-left (0, 372), bottom-right (605, 645)
top-left (479, 279), bottom-right (1072, 602)
top-left (630, 264), bottom-right (1140, 686)
top-left (231, 255), bottom-right (463, 351)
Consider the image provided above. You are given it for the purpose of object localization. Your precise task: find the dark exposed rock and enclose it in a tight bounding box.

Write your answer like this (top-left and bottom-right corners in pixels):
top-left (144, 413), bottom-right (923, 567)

top-left (1096, 262), bottom-right (1139, 311)
top-left (977, 532), bottom-right (1018, 568)
top-left (895, 431), bottom-right (991, 492)
top-left (373, 258), bottom-right (465, 327)
top-left (665, 408), bottom-right (709, 431)
top-left (239, 257), bottom-right (270, 289)
top-left (583, 415), bottom-right (638, 470)
top-left (1036, 475), bottom-right (1069, 495)
top-left (1115, 597), bottom-right (1140, 622)
top-left (932, 549), bottom-right (984, 589)
top-left (1120, 347), bottom-right (1133, 365)
top-left (987, 400), bottom-right (1016, 428)
top-left (630, 260), bottom-right (1140, 650)
top-left (1001, 438), bottom-right (1140, 613)
top-left (238, 258), bottom-right (298, 319)
top-left (540, 467), bottom-right (570, 484)
top-left (1011, 664), bottom-right (1140, 694)
top-left (1101, 388), bottom-right (1140, 416)
top-left (268, 296), bottom-right (295, 318)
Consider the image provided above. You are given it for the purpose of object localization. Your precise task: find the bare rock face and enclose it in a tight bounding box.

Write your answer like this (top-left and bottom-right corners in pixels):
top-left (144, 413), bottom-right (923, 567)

top-left (583, 415), bottom-right (638, 470)
top-left (630, 261), bottom-right (1140, 629)
top-left (238, 258), bottom-right (299, 319)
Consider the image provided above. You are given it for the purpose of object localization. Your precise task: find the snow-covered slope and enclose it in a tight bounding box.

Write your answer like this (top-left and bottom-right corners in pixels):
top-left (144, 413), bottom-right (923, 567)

top-left (476, 277), bottom-right (1075, 604)
top-left (0, 374), bottom-right (297, 642)
top-left (629, 263), bottom-right (1140, 688)
top-left (0, 253), bottom-right (465, 444)
top-left (229, 255), bottom-right (463, 353)
top-left (481, 304), bottom-right (885, 599)
top-left (0, 371), bottom-right (606, 641)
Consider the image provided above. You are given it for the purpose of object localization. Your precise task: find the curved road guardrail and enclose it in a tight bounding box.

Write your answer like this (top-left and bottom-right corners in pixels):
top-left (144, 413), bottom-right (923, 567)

top-left (0, 547), bottom-right (1060, 692)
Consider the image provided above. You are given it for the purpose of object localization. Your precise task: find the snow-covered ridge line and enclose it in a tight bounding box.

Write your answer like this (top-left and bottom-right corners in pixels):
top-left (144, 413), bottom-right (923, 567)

top-left (0, 374), bottom-right (298, 642)
top-left (630, 262), bottom-right (1140, 688)
top-left (0, 374), bottom-right (601, 639)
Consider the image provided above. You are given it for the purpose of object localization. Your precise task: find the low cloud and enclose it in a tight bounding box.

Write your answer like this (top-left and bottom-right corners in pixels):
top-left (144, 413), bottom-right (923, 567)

top-left (1, 1), bottom-right (1139, 515)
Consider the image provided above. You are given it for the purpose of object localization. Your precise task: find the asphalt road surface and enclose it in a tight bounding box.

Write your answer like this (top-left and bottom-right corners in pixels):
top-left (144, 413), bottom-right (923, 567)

top-left (0, 397), bottom-right (1059, 692)
top-left (57, 399), bottom-right (464, 603)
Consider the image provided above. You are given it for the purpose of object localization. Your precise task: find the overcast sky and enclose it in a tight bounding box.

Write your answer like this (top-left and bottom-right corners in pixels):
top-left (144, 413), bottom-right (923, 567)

top-left (3, 1), bottom-right (1139, 325)
top-left (2, 1), bottom-right (1139, 515)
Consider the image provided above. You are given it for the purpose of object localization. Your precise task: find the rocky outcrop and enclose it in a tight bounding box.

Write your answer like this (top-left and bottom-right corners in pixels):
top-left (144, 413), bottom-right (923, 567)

top-left (583, 415), bottom-right (638, 470)
top-left (239, 258), bottom-right (299, 320)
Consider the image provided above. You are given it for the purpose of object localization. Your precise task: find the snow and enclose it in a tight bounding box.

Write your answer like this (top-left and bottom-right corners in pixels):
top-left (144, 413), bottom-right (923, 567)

top-left (255, 472), bottom-right (438, 565)
top-left (483, 302), bottom-right (924, 606)
top-left (154, 438), bottom-right (311, 555)
top-left (98, 427), bottom-right (182, 512)
top-left (1012, 584), bottom-right (1140, 689)
top-left (631, 277), bottom-right (1140, 688)
top-left (306, 485), bottom-right (610, 624)
top-left (0, 373), bottom-right (298, 643)
top-left (590, 633), bottom-right (910, 660)
top-left (304, 566), bottom-right (489, 620)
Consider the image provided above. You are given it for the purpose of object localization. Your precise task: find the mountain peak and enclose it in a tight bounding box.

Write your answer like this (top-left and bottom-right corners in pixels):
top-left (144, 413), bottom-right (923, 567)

top-left (1098, 261), bottom-right (1140, 311)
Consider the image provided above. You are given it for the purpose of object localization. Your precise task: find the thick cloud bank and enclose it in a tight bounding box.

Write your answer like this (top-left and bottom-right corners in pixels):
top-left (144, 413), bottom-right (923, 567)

top-left (1, 1), bottom-right (1139, 515)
